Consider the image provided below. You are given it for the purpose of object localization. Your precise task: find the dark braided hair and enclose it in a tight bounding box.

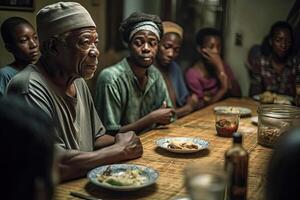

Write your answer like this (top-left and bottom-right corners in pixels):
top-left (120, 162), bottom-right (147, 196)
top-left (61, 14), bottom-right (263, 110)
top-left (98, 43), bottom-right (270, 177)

top-left (119, 12), bottom-right (163, 43)
top-left (1, 17), bottom-right (33, 44)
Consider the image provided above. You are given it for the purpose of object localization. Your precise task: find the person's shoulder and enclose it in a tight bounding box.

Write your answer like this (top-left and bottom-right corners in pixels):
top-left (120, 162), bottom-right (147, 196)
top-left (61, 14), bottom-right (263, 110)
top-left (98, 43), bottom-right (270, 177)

top-left (98, 58), bottom-right (127, 83)
top-left (0, 66), bottom-right (17, 77)
top-left (7, 65), bottom-right (40, 94)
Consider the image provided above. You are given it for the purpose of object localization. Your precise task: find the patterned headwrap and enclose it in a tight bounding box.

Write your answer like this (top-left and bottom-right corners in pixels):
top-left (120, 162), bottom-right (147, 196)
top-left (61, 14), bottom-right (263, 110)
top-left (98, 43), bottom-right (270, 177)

top-left (119, 12), bottom-right (163, 43)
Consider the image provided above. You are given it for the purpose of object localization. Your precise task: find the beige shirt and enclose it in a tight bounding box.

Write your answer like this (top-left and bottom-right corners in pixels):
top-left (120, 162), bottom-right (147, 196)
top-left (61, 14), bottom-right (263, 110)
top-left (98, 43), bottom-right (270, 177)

top-left (7, 64), bottom-right (105, 151)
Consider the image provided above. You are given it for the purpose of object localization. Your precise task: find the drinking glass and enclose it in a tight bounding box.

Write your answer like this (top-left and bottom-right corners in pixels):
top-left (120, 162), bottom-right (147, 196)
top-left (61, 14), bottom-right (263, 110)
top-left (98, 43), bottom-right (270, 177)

top-left (184, 163), bottom-right (227, 200)
top-left (215, 111), bottom-right (240, 137)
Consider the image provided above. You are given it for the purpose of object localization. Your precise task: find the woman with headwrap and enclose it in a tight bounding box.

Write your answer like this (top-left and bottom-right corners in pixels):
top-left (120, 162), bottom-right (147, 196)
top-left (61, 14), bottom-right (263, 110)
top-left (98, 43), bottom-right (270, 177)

top-left (95, 12), bottom-right (175, 134)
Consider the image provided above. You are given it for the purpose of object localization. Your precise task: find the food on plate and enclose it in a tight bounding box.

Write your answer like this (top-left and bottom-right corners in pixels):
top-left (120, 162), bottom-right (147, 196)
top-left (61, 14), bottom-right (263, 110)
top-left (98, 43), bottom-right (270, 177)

top-left (259, 91), bottom-right (291, 104)
top-left (215, 119), bottom-right (238, 137)
top-left (97, 166), bottom-right (147, 186)
top-left (167, 140), bottom-right (199, 150)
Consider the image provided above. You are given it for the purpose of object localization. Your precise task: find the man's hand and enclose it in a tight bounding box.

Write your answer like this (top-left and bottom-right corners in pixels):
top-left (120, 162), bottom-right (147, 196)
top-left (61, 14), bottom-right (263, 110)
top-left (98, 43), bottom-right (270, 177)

top-left (150, 101), bottom-right (175, 125)
top-left (115, 131), bottom-right (143, 160)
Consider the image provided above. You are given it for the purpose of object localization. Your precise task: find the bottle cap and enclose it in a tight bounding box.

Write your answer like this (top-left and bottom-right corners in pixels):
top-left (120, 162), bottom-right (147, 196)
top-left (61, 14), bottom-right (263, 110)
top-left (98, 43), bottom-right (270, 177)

top-left (233, 132), bottom-right (242, 143)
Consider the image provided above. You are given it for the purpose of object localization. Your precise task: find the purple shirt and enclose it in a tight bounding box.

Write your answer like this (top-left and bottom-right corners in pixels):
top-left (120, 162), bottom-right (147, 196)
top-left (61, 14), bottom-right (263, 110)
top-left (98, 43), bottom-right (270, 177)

top-left (185, 63), bottom-right (241, 107)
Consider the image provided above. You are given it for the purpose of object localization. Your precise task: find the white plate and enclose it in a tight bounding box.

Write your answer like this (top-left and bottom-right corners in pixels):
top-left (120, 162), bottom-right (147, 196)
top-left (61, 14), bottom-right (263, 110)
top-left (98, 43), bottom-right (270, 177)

top-left (156, 137), bottom-right (209, 153)
top-left (252, 94), bottom-right (293, 104)
top-left (87, 164), bottom-right (159, 191)
top-left (213, 106), bottom-right (251, 117)
top-left (251, 116), bottom-right (258, 125)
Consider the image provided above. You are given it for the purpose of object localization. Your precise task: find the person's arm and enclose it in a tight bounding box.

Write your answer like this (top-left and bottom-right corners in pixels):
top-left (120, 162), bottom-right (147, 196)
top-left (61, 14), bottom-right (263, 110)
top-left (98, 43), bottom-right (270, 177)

top-left (200, 49), bottom-right (228, 103)
top-left (119, 105), bottom-right (175, 133)
top-left (185, 67), bottom-right (208, 108)
top-left (58, 131), bottom-right (143, 181)
top-left (94, 134), bottom-right (115, 149)
top-left (175, 93), bottom-right (199, 118)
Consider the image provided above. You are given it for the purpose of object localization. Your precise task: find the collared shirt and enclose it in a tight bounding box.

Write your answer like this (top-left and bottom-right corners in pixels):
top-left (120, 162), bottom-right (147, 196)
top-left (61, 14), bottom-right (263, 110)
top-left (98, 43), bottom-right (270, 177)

top-left (95, 58), bottom-right (172, 134)
top-left (248, 46), bottom-right (299, 97)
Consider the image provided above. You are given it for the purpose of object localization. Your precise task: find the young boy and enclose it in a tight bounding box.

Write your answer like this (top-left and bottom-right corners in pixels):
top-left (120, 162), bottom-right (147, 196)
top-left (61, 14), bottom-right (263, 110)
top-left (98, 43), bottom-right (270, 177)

top-left (0, 17), bottom-right (39, 96)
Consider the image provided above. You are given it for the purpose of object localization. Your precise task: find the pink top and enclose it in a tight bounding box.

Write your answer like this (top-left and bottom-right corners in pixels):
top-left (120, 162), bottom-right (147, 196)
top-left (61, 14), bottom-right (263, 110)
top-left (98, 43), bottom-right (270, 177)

top-left (185, 63), bottom-right (241, 106)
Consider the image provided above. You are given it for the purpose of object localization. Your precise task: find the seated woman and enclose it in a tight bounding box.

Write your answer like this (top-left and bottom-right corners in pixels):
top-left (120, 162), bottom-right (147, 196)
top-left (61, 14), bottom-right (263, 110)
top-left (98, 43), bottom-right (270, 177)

top-left (248, 21), bottom-right (298, 98)
top-left (185, 28), bottom-right (241, 108)
top-left (155, 21), bottom-right (199, 118)
top-left (0, 17), bottom-right (39, 96)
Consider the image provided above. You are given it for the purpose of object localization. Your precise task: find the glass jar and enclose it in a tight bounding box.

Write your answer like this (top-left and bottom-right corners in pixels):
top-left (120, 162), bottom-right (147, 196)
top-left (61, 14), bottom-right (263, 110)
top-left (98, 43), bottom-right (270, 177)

top-left (257, 104), bottom-right (300, 148)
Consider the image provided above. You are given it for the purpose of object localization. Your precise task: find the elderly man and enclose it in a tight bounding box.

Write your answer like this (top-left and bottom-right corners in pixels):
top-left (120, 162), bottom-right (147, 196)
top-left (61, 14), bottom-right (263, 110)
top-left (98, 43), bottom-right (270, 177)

top-left (7, 2), bottom-right (142, 181)
top-left (95, 12), bottom-right (174, 134)
top-left (155, 21), bottom-right (199, 118)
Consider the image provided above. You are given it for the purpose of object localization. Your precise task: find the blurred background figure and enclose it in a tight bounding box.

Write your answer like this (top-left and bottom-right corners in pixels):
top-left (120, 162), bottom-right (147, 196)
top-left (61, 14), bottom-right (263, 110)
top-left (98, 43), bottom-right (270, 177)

top-left (0, 17), bottom-right (39, 96)
top-left (248, 21), bottom-right (298, 98)
top-left (185, 27), bottom-right (241, 108)
top-left (0, 96), bottom-right (57, 200)
top-left (266, 128), bottom-right (300, 200)
top-left (155, 21), bottom-right (199, 118)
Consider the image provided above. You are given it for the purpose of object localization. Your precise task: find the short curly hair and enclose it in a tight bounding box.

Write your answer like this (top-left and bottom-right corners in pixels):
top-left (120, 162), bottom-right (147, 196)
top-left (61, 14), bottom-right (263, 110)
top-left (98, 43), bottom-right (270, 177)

top-left (119, 12), bottom-right (163, 43)
top-left (196, 27), bottom-right (221, 46)
top-left (1, 17), bottom-right (33, 44)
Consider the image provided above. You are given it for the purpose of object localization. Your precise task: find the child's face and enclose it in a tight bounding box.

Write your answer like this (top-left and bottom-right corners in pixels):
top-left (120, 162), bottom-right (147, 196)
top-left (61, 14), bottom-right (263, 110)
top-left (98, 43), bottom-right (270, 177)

top-left (9, 23), bottom-right (39, 64)
top-left (201, 36), bottom-right (221, 55)
top-left (157, 32), bottom-right (182, 66)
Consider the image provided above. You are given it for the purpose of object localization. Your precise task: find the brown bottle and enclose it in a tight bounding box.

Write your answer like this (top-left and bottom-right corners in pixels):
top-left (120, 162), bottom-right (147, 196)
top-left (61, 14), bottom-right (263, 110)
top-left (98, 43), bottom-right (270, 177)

top-left (225, 132), bottom-right (248, 200)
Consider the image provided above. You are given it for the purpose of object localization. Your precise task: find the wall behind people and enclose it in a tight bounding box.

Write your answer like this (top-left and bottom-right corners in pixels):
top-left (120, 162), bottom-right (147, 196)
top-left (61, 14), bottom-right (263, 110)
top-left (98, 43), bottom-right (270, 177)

top-left (0, 0), bottom-right (106, 68)
top-left (223, 0), bottom-right (295, 96)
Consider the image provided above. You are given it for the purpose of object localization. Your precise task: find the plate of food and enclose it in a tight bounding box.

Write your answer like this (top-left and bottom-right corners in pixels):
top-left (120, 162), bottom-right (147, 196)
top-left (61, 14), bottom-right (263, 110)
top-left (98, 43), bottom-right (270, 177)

top-left (87, 164), bottom-right (159, 191)
top-left (253, 91), bottom-right (293, 105)
top-left (156, 137), bottom-right (209, 153)
top-left (213, 106), bottom-right (251, 117)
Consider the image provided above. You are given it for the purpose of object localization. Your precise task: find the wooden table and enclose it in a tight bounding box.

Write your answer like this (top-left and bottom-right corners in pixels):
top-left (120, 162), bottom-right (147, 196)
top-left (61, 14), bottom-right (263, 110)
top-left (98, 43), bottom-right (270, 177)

top-left (54, 98), bottom-right (273, 200)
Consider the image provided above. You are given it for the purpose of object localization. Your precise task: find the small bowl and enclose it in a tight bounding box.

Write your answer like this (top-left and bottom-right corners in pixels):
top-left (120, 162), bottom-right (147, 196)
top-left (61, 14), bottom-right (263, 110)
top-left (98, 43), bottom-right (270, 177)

top-left (215, 111), bottom-right (240, 137)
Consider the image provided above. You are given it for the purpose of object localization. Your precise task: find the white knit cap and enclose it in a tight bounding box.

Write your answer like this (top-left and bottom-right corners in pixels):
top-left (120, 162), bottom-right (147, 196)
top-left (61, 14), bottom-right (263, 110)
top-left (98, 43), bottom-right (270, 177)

top-left (36, 2), bottom-right (96, 43)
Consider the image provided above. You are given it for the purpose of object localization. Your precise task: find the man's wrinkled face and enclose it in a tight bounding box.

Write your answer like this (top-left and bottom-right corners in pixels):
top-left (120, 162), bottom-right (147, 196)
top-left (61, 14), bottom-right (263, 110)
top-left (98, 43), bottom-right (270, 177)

top-left (157, 32), bottom-right (182, 67)
top-left (9, 23), bottom-right (39, 64)
top-left (57, 27), bottom-right (100, 80)
top-left (128, 30), bottom-right (159, 69)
